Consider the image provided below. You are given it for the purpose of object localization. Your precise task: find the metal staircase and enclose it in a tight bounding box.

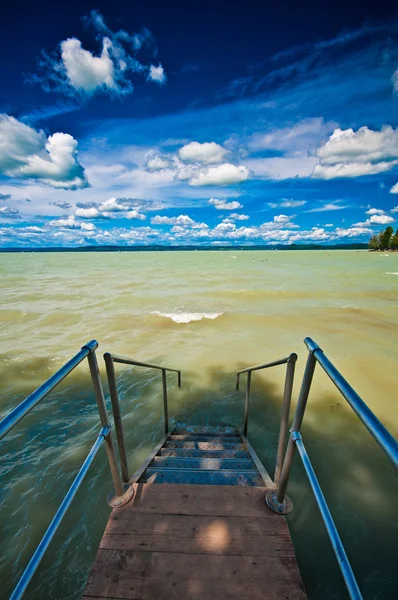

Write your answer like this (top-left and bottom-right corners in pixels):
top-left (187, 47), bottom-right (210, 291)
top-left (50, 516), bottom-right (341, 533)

top-left (136, 429), bottom-right (265, 486)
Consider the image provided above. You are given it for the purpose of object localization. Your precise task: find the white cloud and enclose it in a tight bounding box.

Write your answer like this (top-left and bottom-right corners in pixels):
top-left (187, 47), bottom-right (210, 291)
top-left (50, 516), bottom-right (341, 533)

top-left (98, 197), bottom-right (127, 212)
top-left (274, 214), bottom-right (290, 223)
top-left (313, 126), bottom-right (398, 179)
top-left (146, 155), bottom-right (172, 171)
top-left (75, 207), bottom-right (100, 218)
top-left (0, 115), bottom-right (88, 189)
top-left (390, 183), bottom-right (398, 194)
top-left (0, 206), bottom-right (20, 219)
top-left (61, 37), bottom-right (116, 93)
top-left (268, 199), bottom-right (306, 208)
top-left (189, 164), bottom-right (249, 186)
top-left (245, 155), bottom-right (317, 180)
top-left (306, 202), bottom-right (348, 213)
top-left (209, 198), bottom-right (243, 210)
top-left (178, 142), bottom-right (227, 165)
top-left (126, 210), bottom-right (146, 220)
top-left (81, 222), bottom-right (96, 231)
top-left (148, 64), bottom-right (166, 84)
top-left (312, 160), bottom-right (398, 179)
top-left (368, 214), bottom-right (394, 225)
top-left (250, 118), bottom-right (335, 151)
top-left (230, 213), bottom-right (249, 220)
top-left (365, 208), bottom-right (385, 215)
top-left (32, 10), bottom-right (165, 97)
top-left (391, 206), bottom-right (398, 213)
top-left (355, 214), bottom-right (395, 226)
top-left (151, 214), bottom-right (207, 228)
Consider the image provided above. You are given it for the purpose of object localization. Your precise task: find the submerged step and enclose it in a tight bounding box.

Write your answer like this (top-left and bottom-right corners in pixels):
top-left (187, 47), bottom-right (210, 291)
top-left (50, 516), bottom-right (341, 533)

top-left (164, 441), bottom-right (245, 450)
top-left (158, 448), bottom-right (251, 459)
top-left (150, 456), bottom-right (256, 471)
top-left (139, 468), bottom-right (263, 486)
top-left (169, 434), bottom-right (241, 442)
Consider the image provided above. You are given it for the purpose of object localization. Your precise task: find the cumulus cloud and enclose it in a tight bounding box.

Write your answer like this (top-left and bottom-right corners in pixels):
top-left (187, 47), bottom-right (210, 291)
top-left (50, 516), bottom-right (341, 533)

top-left (355, 214), bottom-right (395, 226)
top-left (32, 10), bottom-right (165, 97)
top-left (313, 126), bottom-right (398, 179)
top-left (126, 210), bottom-right (146, 220)
top-left (0, 115), bottom-right (88, 189)
top-left (146, 155), bottom-right (173, 171)
top-left (148, 64), bottom-right (166, 84)
top-left (365, 208), bottom-right (384, 215)
top-left (189, 164), bottom-right (249, 186)
top-left (0, 206), bottom-right (20, 219)
top-left (75, 207), bottom-right (100, 218)
top-left (390, 183), bottom-right (398, 194)
top-left (178, 142), bottom-right (227, 165)
top-left (151, 214), bottom-right (207, 228)
top-left (209, 198), bottom-right (243, 210)
top-left (230, 213), bottom-right (249, 220)
top-left (50, 200), bottom-right (72, 209)
top-left (48, 215), bottom-right (96, 230)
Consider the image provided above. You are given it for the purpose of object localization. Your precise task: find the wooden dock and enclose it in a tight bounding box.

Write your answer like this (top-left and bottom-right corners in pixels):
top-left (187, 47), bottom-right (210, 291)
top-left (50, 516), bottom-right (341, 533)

top-left (83, 430), bottom-right (306, 600)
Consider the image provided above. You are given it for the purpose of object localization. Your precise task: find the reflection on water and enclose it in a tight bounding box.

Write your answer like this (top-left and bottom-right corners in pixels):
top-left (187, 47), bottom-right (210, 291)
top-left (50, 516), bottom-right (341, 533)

top-left (0, 250), bottom-right (397, 599)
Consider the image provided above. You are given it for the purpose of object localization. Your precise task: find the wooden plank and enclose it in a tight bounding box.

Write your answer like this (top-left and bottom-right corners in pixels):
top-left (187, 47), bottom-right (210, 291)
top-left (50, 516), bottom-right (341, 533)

top-left (83, 550), bottom-right (307, 600)
top-left (102, 513), bottom-right (290, 556)
top-left (240, 433), bottom-right (275, 488)
top-left (139, 468), bottom-right (263, 486)
top-left (150, 457), bottom-right (255, 470)
top-left (158, 448), bottom-right (250, 458)
top-left (112, 484), bottom-right (281, 518)
top-left (127, 430), bottom-right (173, 485)
top-left (174, 430), bottom-right (238, 437)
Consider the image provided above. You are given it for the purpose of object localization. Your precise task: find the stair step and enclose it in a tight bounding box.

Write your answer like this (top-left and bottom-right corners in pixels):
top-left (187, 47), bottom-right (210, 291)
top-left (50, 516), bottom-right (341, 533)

top-left (169, 434), bottom-right (241, 442)
top-left (139, 468), bottom-right (263, 486)
top-left (150, 457), bottom-right (255, 470)
top-left (164, 441), bottom-right (245, 450)
top-left (173, 430), bottom-right (239, 437)
top-left (158, 448), bottom-right (250, 459)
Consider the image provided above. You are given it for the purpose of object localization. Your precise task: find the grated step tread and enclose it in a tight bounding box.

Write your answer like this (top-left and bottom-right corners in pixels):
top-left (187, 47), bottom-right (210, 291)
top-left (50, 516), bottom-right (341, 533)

top-left (150, 457), bottom-right (256, 470)
top-left (164, 441), bottom-right (245, 450)
top-left (139, 468), bottom-right (263, 486)
top-left (158, 448), bottom-right (251, 459)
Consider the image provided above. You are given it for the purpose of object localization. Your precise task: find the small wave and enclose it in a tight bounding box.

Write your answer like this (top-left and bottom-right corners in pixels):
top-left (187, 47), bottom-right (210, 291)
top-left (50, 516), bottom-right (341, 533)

top-left (386, 272), bottom-right (398, 275)
top-left (151, 311), bottom-right (223, 323)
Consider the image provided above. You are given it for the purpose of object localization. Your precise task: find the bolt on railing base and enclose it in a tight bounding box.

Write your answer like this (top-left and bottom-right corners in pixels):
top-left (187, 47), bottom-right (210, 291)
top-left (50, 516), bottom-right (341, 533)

top-left (107, 483), bottom-right (135, 508)
top-left (265, 490), bottom-right (293, 515)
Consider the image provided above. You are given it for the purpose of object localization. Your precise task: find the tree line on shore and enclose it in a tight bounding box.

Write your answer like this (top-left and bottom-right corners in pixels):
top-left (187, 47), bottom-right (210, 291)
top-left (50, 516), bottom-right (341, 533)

top-left (369, 226), bottom-right (398, 250)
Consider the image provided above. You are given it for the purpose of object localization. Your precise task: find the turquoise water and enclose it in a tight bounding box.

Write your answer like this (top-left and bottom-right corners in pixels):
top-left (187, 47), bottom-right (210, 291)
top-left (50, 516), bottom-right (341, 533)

top-left (0, 250), bottom-right (397, 599)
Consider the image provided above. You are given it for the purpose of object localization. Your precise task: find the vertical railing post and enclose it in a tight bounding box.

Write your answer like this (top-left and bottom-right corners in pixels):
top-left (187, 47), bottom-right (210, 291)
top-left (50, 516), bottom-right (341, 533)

top-left (86, 349), bottom-right (125, 500)
top-left (243, 371), bottom-right (252, 436)
top-left (266, 349), bottom-right (317, 514)
top-left (274, 353), bottom-right (297, 484)
top-left (162, 369), bottom-right (169, 434)
top-left (104, 353), bottom-right (129, 484)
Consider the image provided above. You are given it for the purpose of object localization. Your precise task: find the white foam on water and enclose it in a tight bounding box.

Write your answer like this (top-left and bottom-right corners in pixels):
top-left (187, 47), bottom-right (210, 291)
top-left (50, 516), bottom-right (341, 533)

top-left (386, 272), bottom-right (398, 275)
top-left (151, 311), bottom-right (223, 323)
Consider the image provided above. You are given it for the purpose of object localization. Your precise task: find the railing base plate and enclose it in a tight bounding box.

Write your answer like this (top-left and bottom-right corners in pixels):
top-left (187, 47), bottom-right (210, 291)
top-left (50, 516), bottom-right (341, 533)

top-left (107, 483), bottom-right (135, 507)
top-left (265, 490), bottom-right (293, 515)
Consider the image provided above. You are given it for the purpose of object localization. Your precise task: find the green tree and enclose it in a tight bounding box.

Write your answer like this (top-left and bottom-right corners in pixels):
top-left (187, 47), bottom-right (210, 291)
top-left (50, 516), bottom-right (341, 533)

top-left (368, 234), bottom-right (380, 250)
top-left (390, 228), bottom-right (398, 250)
top-left (380, 226), bottom-right (394, 250)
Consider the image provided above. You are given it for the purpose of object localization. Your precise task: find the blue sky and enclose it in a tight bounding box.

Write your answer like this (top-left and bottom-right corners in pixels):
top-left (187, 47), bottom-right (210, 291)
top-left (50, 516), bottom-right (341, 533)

top-left (1, 1), bottom-right (398, 247)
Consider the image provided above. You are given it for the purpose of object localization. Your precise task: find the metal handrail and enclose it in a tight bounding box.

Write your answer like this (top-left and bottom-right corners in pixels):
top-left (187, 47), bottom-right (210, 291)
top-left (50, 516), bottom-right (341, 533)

top-left (0, 341), bottom-right (133, 600)
top-left (266, 337), bottom-right (398, 600)
top-left (103, 352), bottom-right (182, 483)
top-left (236, 352), bottom-right (297, 483)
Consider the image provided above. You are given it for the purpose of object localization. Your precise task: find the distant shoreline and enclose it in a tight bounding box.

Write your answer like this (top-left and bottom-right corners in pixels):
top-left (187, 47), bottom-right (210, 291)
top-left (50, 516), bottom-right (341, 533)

top-left (0, 243), bottom-right (369, 253)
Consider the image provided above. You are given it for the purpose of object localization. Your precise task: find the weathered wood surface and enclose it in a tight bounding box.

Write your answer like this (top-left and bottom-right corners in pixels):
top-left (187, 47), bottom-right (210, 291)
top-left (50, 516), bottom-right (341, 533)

top-left (82, 484), bottom-right (306, 600)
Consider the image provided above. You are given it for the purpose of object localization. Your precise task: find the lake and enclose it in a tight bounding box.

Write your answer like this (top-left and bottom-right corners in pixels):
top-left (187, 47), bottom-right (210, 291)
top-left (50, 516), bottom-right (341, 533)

top-left (0, 250), bottom-right (397, 599)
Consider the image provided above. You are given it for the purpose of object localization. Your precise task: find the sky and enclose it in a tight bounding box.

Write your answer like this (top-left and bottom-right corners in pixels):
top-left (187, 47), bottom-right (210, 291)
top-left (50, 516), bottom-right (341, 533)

top-left (1, 0), bottom-right (398, 247)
